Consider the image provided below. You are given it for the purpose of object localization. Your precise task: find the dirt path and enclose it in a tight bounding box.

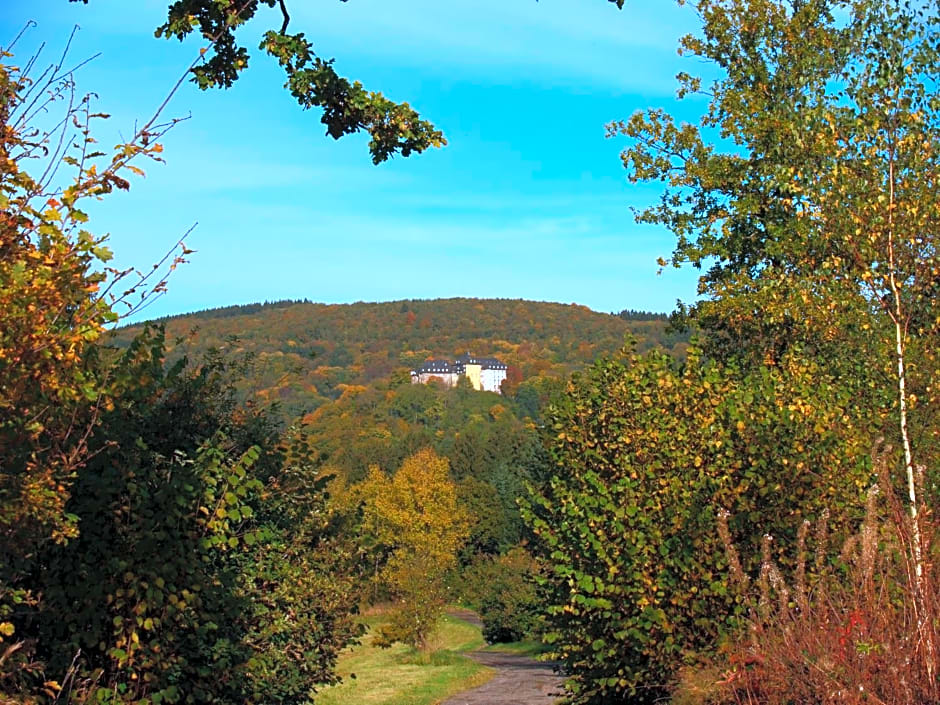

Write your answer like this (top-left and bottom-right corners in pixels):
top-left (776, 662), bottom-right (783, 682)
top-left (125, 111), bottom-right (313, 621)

top-left (443, 610), bottom-right (564, 705)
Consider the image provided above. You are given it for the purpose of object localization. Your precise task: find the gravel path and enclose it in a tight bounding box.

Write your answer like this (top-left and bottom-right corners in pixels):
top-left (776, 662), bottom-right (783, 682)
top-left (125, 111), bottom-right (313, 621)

top-left (442, 610), bottom-right (564, 705)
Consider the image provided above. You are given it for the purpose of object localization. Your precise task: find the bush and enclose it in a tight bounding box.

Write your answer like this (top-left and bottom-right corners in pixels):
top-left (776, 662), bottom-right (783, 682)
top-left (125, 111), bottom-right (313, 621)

top-left (28, 329), bottom-right (361, 704)
top-left (523, 348), bottom-right (876, 704)
top-left (682, 456), bottom-right (940, 705)
top-left (463, 547), bottom-right (543, 643)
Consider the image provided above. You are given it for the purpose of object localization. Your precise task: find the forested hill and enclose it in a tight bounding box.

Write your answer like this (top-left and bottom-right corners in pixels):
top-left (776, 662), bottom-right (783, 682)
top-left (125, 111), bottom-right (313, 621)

top-left (112, 298), bottom-right (687, 419)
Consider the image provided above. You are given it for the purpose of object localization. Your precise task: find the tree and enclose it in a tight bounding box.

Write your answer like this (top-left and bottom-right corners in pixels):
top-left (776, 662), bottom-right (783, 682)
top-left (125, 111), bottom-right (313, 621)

top-left (34, 329), bottom-right (360, 705)
top-left (455, 476), bottom-right (507, 558)
top-left (1, 39), bottom-right (360, 702)
top-left (462, 546), bottom-right (543, 644)
top-left (0, 38), bottom-right (184, 686)
top-left (353, 448), bottom-right (470, 649)
top-left (608, 0), bottom-right (940, 692)
top-left (613, 0), bottom-right (939, 449)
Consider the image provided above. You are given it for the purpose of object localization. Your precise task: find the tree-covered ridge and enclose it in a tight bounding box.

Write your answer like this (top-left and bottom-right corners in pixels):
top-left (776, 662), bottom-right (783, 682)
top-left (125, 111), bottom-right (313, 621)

top-left (112, 299), bottom-right (688, 420)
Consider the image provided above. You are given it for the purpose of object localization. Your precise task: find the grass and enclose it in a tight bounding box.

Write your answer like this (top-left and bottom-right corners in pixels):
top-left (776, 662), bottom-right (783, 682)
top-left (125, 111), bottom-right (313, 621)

top-left (313, 612), bottom-right (495, 705)
top-left (481, 639), bottom-right (551, 658)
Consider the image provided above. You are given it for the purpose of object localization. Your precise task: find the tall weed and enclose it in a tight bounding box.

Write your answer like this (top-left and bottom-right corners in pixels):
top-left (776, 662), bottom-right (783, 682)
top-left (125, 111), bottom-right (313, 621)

top-left (683, 452), bottom-right (939, 705)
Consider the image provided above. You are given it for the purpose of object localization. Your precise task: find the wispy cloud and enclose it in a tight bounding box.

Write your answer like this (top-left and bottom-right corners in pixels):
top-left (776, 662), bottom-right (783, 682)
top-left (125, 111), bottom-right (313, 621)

top-left (296, 0), bottom-right (698, 94)
top-left (6, 0), bottom-right (705, 321)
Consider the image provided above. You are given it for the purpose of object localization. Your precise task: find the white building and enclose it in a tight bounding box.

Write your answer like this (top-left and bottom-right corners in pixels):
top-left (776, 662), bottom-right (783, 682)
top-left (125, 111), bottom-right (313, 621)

top-left (410, 359), bottom-right (460, 388)
top-left (410, 353), bottom-right (508, 393)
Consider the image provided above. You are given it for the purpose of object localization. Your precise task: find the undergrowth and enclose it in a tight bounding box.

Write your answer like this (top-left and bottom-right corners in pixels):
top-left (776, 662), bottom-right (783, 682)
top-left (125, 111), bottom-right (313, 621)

top-left (678, 451), bottom-right (939, 705)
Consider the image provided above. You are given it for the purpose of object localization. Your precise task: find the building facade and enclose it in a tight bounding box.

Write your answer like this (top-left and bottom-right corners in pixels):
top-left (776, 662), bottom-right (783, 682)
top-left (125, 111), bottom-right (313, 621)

top-left (411, 353), bottom-right (508, 393)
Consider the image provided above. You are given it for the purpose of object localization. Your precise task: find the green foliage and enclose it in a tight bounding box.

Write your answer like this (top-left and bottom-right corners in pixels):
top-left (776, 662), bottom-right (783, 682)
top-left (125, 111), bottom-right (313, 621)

top-left (133, 0), bottom-right (443, 163)
top-left (234, 453), bottom-right (363, 704)
top-left (462, 547), bottom-right (543, 644)
top-left (607, 4), bottom-right (940, 697)
top-left (259, 30), bottom-right (446, 164)
top-left (523, 347), bottom-right (876, 704)
top-left (456, 477), bottom-right (512, 559)
top-left (0, 46), bottom-right (183, 689)
top-left (32, 328), bottom-right (359, 704)
top-left (613, 0), bottom-right (940, 399)
top-left (111, 298), bottom-right (683, 423)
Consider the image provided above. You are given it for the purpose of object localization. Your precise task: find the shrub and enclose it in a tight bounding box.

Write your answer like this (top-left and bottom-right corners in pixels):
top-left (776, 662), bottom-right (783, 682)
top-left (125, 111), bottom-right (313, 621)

top-left (463, 547), bottom-right (543, 643)
top-left (687, 454), bottom-right (940, 705)
top-left (34, 329), bottom-right (361, 704)
top-left (523, 348), bottom-right (876, 704)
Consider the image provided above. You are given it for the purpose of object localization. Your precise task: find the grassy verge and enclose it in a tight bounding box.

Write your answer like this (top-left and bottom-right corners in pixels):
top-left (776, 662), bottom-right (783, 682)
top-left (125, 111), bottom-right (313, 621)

top-left (481, 640), bottom-right (551, 658)
top-left (314, 612), bottom-right (494, 705)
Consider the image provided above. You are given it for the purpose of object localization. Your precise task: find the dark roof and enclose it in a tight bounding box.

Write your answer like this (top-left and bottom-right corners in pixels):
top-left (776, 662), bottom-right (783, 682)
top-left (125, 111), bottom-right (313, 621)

top-left (412, 359), bottom-right (455, 375)
top-left (454, 353), bottom-right (507, 370)
top-left (412, 354), bottom-right (507, 376)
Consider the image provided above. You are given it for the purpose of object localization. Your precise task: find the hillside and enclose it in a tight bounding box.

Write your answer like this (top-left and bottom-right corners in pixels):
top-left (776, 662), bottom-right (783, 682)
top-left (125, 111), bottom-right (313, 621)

top-left (112, 298), bottom-right (687, 420)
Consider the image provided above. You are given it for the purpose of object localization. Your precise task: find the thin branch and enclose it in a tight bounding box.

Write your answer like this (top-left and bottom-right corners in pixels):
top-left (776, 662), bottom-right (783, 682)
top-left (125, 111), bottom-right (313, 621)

top-left (14, 24), bottom-right (81, 129)
top-left (49, 51), bottom-right (102, 87)
top-left (124, 290), bottom-right (168, 320)
top-left (13, 61), bottom-right (56, 130)
top-left (52, 22), bottom-right (80, 81)
top-left (278, 0), bottom-right (291, 34)
top-left (5, 20), bottom-right (37, 53)
top-left (36, 81), bottom-right (77, 192)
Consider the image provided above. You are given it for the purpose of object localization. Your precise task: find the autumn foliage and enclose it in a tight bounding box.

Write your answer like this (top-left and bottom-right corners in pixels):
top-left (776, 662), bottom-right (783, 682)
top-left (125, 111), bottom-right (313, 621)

top-left (0, 43), bottom-right (178, 669)
top-left (0, 43), bottom-right (359, 704)
top-left (110, 299), bottom-right (687, 423)
top-left (346, 449), bottom-right (470, 649)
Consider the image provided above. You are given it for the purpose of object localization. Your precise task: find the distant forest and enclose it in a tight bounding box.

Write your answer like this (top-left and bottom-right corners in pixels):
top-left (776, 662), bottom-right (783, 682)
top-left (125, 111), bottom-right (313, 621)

top-left (111, 298), bottom-right (690, 422)
top-left (141, 298), bottom-right (672, 325)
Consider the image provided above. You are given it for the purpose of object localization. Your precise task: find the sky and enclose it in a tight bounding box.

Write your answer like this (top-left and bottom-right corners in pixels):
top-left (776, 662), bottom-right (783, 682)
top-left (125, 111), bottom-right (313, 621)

top-left (3, 0), bottom-right (710, 321)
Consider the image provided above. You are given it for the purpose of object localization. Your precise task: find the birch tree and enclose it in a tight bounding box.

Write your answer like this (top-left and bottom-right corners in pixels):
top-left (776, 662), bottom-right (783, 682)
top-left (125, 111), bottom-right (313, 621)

top-left (613, 0), bottom-right (940, 678)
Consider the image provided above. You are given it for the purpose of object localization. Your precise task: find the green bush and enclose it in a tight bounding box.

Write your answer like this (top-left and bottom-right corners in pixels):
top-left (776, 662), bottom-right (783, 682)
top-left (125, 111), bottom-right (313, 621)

top-left (463, 547), bottom-right (542, 644)
top-left (34, 329), bottom-right (360, 704)
top-left (523, 348), bottom-right (875, 704)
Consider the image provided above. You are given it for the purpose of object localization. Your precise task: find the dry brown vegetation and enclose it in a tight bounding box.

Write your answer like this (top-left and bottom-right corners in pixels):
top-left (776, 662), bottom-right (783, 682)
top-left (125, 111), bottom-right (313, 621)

top-left (678, 451), bottom-right (939, 705)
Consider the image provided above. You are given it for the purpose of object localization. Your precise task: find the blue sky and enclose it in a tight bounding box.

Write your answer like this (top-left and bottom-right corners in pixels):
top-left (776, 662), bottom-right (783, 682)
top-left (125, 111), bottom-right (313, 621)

top-left (3, 0), bottom-right (708, 320)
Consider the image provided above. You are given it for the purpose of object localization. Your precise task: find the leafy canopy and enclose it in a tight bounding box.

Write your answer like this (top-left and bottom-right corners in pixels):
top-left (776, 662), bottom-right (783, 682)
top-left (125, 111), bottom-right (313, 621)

top-left (524, 346), bottom-right (875, 703)
top-left (348, 448), bottom-right (470, 648)
top-left (614, 0), bottom-right (940, 378)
